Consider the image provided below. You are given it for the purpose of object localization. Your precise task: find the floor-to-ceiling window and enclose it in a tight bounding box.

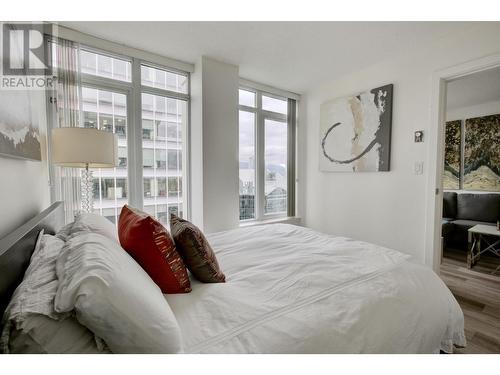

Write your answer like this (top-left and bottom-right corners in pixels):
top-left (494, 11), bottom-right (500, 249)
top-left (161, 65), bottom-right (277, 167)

top-left (238, 88), bottom-right (296, 221)
top-left (141, 64), bottom-right (188, 226)
top-left (51, 44), bottom-right (190, 225)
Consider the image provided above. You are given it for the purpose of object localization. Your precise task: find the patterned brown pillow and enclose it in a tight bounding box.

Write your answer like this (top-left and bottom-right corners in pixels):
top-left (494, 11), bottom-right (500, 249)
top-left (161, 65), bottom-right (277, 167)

top-left (169, 214), bottom-right (225, 283)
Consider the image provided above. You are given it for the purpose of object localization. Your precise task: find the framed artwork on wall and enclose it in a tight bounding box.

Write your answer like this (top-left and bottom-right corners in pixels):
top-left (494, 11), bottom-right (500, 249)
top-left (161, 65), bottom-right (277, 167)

top-left (443, 120), bottom-right (462, 190)
top-left (319, 84), bottom-right (393, 172)
top-left (463, 114), bottom-right (500, 191)
top-left (0, 90), bottom-right (42, 161)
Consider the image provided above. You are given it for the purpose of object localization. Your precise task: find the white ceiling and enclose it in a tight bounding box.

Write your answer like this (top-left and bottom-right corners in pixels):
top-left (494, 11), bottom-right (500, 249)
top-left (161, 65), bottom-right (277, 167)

top-left (446, 66), bottom-right (500, 110)
top-left (61, 21), bottom-right (475, 94)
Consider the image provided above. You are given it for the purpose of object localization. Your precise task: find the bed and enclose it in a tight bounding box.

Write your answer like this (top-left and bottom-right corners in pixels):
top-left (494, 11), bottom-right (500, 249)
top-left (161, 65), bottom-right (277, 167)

top-left (0, 202), bottom-right (466, 353)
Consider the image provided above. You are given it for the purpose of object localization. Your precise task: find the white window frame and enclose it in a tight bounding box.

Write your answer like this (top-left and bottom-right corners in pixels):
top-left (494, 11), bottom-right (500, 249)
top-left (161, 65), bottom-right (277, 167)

top-left (238, 86), bottom-right (296, 222)
top-left (48, 40), bottom-right (191, 221)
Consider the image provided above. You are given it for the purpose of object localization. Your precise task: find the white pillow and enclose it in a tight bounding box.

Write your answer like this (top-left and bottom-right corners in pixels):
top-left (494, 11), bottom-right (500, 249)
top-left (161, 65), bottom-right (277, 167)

top-left (54, 232), bottom-right (183, 353)
top-left (57, 212), bottom-right (118, 242)
top-left (7, 314), bottom-right (109, 354)
top-left (1, 231), bottom-right (109, 354)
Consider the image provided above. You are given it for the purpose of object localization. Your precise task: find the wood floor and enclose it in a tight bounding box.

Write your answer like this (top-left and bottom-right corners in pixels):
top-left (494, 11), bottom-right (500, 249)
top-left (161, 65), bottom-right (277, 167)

top-left (440, 249), bottom-right (500, 354)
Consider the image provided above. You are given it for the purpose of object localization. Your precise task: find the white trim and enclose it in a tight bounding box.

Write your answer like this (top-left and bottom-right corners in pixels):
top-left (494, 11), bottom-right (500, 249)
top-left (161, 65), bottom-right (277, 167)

top-left (51, 24), bottom-right (194, 73)
top-left (81, 73), bottom-right (132, 92)
top-left (425, 51), bottom-right (500, 273)
top-left (239, 78), bottom-right (301, 101)
top-left (129, 57), bottom-right (143, 209)
top-left (140, 85), bottom-right (190, 101)
top-left (184, 73), bottom-right (192, 221)
top-left (256, 92), bottom-right (265, 221)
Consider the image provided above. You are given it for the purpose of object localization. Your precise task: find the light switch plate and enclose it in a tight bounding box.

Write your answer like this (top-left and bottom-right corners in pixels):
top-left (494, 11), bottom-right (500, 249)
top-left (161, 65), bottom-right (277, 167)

top-left (414, 161), bottom-right (424, 175)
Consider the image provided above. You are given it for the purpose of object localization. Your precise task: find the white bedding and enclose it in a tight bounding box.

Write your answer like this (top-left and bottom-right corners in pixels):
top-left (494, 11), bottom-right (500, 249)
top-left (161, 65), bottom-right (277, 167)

top-left (165, 224), bottom-right (466, 353)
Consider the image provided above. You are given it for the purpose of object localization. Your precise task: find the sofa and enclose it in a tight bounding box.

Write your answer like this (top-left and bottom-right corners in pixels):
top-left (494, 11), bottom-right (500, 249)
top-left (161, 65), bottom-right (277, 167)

top-left (442, 192), bottom-right (500, 251)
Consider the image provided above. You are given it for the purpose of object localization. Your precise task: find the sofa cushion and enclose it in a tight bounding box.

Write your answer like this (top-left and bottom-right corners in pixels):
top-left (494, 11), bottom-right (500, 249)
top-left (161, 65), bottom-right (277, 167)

top-left (442, 220), bottom-right (455, 237)
top-left (443, 192), bottom-right (458, 219)
top-left (456, 193), bottom-right (500, 222)
top-left (451, 219), bottom-right (496, 232)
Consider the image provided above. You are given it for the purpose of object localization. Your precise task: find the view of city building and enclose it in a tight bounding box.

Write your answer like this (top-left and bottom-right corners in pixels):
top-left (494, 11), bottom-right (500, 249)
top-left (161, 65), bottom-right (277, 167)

top-left (78, 50), bottom-right (187, 225)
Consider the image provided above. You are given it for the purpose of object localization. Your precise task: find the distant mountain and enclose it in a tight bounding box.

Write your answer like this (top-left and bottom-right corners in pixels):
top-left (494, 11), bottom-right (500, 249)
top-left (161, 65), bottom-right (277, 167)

top-left (464, 115), bottom-right (500, 176)
top-left (266, 163), bottom-right (286, 176)
top-left (443, 169), bottom-right (459, 190)
top-left (464, 165), bottom-right (500, 191)
top-left (0, 126), bottom-right (41, 160)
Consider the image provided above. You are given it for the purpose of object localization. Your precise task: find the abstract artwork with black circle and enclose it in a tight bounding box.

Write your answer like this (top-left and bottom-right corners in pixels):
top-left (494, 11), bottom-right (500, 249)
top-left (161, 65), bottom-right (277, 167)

top-left (319, 84), bottom-right (393, 172)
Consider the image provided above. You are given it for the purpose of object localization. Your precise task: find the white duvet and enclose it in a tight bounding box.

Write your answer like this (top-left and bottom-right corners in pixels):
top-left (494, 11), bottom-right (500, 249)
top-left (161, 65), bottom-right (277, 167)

top-left (165, 224), bottom-right (466, 353)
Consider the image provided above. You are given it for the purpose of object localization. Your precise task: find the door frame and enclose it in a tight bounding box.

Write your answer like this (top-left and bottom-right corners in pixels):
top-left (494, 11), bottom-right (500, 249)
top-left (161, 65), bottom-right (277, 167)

top-left (424, 51), bottom-right (500, 273)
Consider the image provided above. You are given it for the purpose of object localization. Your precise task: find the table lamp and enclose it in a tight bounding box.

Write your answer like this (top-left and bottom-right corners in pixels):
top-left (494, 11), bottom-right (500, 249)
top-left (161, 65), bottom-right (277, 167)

top-left (52, 127), bottom-right (118, 213)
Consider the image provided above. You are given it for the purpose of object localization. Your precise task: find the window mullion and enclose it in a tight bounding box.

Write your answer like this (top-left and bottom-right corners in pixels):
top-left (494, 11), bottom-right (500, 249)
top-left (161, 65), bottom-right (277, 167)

top-left (128, 57), bottom-right (143, 209)
top-left (256, 93), bottom-right (265, 221)
top-left (141, 85), bottom-right (189, 101)
top-left (287, 99), bottom-right (296, 217)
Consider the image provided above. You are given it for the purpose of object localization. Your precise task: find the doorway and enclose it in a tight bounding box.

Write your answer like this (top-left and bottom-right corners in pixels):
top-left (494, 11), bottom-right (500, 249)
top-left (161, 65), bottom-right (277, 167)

top-left (428, 58), bottom-right (500, 354)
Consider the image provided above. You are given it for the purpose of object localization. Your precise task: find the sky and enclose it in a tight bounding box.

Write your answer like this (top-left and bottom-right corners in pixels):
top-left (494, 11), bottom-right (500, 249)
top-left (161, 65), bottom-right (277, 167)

top-left (239, 90), bottom-right (288, 178)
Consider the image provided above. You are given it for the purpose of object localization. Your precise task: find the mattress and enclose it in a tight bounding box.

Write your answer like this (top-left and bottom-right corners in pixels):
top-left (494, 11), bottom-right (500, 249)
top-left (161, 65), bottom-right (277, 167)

top-left (165, 224), bottom-right (466, 353)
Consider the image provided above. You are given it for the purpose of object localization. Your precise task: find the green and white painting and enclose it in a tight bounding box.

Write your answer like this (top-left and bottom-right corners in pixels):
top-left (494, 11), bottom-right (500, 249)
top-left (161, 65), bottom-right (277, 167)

top-left (464, 114), bottom-right (500, 191)
top-left (443, 120), bottom-right (461, 190)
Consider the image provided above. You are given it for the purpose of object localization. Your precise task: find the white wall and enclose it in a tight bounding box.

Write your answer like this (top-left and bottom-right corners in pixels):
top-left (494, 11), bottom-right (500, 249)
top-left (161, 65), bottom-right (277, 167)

top-left (190, 56), bottom-right (240, 233)
top-left (446, 99), bottom-right (500, 121)
top-left (0, 91), bottom-right (50, 239)
top-left (301, 23), bottom-right (500, 263)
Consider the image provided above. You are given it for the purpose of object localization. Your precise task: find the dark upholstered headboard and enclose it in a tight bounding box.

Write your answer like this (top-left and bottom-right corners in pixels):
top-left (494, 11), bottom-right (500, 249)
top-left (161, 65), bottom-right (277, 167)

top-left (0, 202), bottom-right (65, 323)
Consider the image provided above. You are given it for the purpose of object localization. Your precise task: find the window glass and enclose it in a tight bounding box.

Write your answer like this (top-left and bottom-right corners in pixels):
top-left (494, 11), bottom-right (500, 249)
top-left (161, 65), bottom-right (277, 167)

top-left (141, 65), bottom-right (188, 94)
top-left (238, 89), bottom-right (292, 221)
top-left (82, 87), bottom-right (128, 223)
top-left (156, 121), bottom-right (167, 139)
top-left (97, 55), bottom-right (112, 78)
top-left (168, 176), bottom-right (180, 198)
top-left (142, 119), bottom-right (154, 140)
top-left (80, 50), bottom-right (131, 82)
top-left (53, 43), bottom-right (190, 227)
top-left (156, 149), bottom-right (167, 169)
top-left (142, 92), bottom-right (187, 226)
top-left (239, 111), bottom-right (256, 220)
top-left (264, 119), bottom-right (287, 215)
top-left (144, 178), bottom-right (153, 198)
top-left (262, 95), bottom-right (287, 114)
top-left (80, 50), bottom-right (97, 76)
top-left (143, 149), bottom-right (154, 169)
top-left (167, 122), bottom-right (179, 141)
top-left (115, 116), bottom-right (126, 138)
top-left (239, 89), bottom-right (256, 107)
top-left (118, 147), bottom-right (127, 168)
top-left (157, 177), bottom-right (167, 197)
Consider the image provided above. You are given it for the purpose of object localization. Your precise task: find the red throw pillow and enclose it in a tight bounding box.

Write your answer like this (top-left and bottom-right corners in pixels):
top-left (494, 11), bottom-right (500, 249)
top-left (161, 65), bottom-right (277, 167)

top-left (118, 205), bottom-right (191, 294)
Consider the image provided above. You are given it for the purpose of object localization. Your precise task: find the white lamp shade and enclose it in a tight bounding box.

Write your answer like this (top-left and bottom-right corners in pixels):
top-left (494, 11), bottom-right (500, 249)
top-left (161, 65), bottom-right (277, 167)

top-left (52, 127), bottom-right (118, 168)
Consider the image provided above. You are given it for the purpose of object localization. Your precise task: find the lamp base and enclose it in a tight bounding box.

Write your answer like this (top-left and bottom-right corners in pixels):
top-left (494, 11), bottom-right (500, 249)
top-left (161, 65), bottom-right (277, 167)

top-left (81, 167), bottom-right (94, 213)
